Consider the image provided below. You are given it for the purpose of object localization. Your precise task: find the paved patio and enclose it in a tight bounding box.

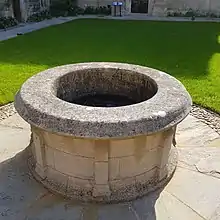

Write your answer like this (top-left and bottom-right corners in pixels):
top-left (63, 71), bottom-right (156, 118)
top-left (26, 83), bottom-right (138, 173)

top-left (0, 111), bottom-right (220, 219)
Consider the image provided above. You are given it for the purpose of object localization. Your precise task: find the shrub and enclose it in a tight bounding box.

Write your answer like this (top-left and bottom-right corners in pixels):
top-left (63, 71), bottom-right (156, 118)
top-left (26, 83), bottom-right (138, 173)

top-left (84, 6), bottom-right (96, 14)
top-left (50, 0), bottom-right (77, 17)
top-left (96, 6), bottom-right (111, 15)
top-left (74, 7), bottom-right (84, 15)
top-left (184, 9), bottom-right (194, 17)
top-left (67, 6), bottom-right (84, 16)
top-left (50, 2), bottom-right (110, 17)
top-left (167, 8), bottom-right (220, 19)
top-left (0, 16), bottom-right (18, 29)
top-left (166, 9), bottom-right (184, 17)
top-left (84, 6), bottom-right (111, 15)
top-left (27, 10), bottom-right (52, 22)
top-left (208, 12), bottom-right (218, 18)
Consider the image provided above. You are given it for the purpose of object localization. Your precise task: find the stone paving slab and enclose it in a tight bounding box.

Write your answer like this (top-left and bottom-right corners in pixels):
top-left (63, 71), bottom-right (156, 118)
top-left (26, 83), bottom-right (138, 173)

top-left (0, 113), bottom-right (30, 130)
top-left (197, 157), bottom-right (220, 179)
top-left (178, 146), bottom-right (220, 178)
top-left (132, 190), bottom-right (204, 220)
top-left (210, 205), bottom-right (220, 220)
top-left (154, 191), bottom-right (205, 220)
top-left (207, 138), bottom-right (220, 147)
top-left (165, 167), bottom-right (220, 219)
top-left (0, 124), bottom-right (30, 163)
top-left (97, 204), bottom-right (136, 220)
top-left (176, 115), bottom-right (219, 147)
top-left (0, 113), bottom-right (220, 219)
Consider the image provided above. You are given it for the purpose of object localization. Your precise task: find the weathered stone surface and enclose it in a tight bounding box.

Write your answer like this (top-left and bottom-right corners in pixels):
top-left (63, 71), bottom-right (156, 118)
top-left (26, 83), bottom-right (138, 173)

top-left (207, 138), bottom-right (220, 148)
top-left (177, 120), bottom-right (220, 179)
top-left (94, 140), bottom-right (109, 161)
top-left (93, 184), bottom-right (111, 198)
top-left (196, 154), bottom-right (220, 179)
top-left (109, 158), bottom-right (120, 180)
top-left (151, 0), bottom-right (220, 17)
top-left (156, 191), bottom-right (204, 220)
top-left (165, 167), bottom-right (220, 219)
top-left (14, 63), bottom-right (191, 202)
top-left (45, 146), bottom-right (55, 168)
top-left (94, 162), bottom-right (109, 184)
top-left (98, 204), bottom-right (136, 220)
top-left (178, 146), bottom-right (220, 176)
top-left (176, 115), bottom-right (219, 147)
top-left (45, 166), bottom-right (69, 193)
top-left (210, 204), bottom-right (220, 220)
top-left (31, 126), bottom-right (178, 202)
top-left (132, 190), bottom-right (204, 220)
top-left (1, 112), bottom-right (220, 219)
top-left (44, 132), bottom-right (95, 158)
top-left (53, 149), bottom-right (94, 179)
top-left (0, 125), bottom-right (30, 162)
top-left (109, 138), bottom-right (136, 158)
top-left (0, 113), bottom-right (30, 130)
top-left (119, 149), bottom-right (159, 177)
top-left (14, 62), bottom-right (192, 138)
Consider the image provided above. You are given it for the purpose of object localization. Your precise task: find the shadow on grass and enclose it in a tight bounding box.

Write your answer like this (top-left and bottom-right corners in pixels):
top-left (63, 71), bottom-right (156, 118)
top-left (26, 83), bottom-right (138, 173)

top-left (0, 19), bottom-right (220, 80)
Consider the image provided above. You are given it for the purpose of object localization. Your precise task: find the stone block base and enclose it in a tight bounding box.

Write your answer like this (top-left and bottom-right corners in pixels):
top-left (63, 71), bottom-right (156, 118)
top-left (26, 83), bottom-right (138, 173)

top-left (27, 125), bottom-right (178, 203)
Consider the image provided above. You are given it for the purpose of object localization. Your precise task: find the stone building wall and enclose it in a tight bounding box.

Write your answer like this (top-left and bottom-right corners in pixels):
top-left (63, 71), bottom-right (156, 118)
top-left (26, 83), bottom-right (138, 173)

top-left (77, 0), bottom-right (112, 8)
top-left (165, 0), bottom-right (220, 12)
top-left (75, 0), bottom-right (220, 16)
top-left (0, 0), bottom-right (5, 16)
top-left (0, 0), bottom-right (48, 21)
top-left (0, 0), bottom-right (14, 17)
top-left (23, 0), bottom-right (41, 20)
top-left (2, 0), bottom-right (220, 21)
top-left (78, 0), bottom-right (131, 16)
top-left (150, 0), bottom-right (220, 16)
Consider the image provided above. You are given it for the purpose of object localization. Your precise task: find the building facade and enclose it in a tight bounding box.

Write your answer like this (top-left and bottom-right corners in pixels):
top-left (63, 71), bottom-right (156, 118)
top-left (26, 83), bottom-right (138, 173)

top-left (0, 0), bottom-right (49, 21)
top-left (1, 0), bottom-right (220, 21)
top-left (79, 0), bottom-right (220, 16)
top-left (150, 0), bottom-right (220, 16)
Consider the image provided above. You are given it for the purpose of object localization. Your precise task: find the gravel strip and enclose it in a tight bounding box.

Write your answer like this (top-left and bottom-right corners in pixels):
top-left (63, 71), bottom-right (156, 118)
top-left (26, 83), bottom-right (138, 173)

top-left (190, 105), bottom-right (220, 135)
top-left (0, 102), bottom-right (220, 134)
top-left (0, 103), bottom-right (16, 121)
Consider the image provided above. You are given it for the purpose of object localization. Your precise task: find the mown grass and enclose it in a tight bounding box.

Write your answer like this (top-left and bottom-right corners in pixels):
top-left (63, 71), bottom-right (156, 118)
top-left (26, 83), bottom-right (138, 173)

top-left (0, 19), bottom-right (220, 111)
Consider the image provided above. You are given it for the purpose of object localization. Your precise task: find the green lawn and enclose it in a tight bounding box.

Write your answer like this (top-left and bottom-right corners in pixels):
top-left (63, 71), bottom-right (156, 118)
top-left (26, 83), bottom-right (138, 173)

top-left (0, 19), bottom-right (220, 111)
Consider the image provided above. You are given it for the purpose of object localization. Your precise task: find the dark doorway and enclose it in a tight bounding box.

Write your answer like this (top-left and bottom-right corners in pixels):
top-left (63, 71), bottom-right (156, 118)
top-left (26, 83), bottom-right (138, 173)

top-left (131, 0), bottom-right (148, 13)
top-left (12, 0), bottom-right (22, 22)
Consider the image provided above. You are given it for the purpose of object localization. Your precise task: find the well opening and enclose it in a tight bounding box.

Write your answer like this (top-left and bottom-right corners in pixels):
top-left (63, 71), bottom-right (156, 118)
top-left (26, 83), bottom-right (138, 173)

top-left (56, 68), bottom-right (158, 107)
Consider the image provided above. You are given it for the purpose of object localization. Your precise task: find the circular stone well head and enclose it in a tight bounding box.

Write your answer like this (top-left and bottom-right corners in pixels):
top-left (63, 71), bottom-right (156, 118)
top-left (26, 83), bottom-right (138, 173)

top-left (15, 62), bottom-right (192, 203)
top-left (56, 67), bottom-right (158, 107)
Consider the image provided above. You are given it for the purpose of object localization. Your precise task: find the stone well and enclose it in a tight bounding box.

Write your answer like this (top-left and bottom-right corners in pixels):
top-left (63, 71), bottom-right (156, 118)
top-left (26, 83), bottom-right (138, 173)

top-left (14, 62), bottom-right (192, 203)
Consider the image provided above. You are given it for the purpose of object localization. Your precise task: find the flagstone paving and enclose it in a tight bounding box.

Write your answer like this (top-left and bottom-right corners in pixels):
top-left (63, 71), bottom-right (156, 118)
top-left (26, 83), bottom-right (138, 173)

top-left (0, 112), bottom-right (220, 219)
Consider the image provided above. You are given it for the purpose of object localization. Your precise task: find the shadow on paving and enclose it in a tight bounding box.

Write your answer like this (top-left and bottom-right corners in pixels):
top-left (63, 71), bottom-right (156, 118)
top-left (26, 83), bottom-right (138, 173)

top-left (0, 147), bottom-right (163, 220)
top-left (0, 19), bottom-right (220, 79)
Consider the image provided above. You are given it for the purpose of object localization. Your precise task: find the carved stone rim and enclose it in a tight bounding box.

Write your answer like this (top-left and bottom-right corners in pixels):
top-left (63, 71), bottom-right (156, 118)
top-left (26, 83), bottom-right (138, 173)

top-left (15, 62), bottom-right (192, 138)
